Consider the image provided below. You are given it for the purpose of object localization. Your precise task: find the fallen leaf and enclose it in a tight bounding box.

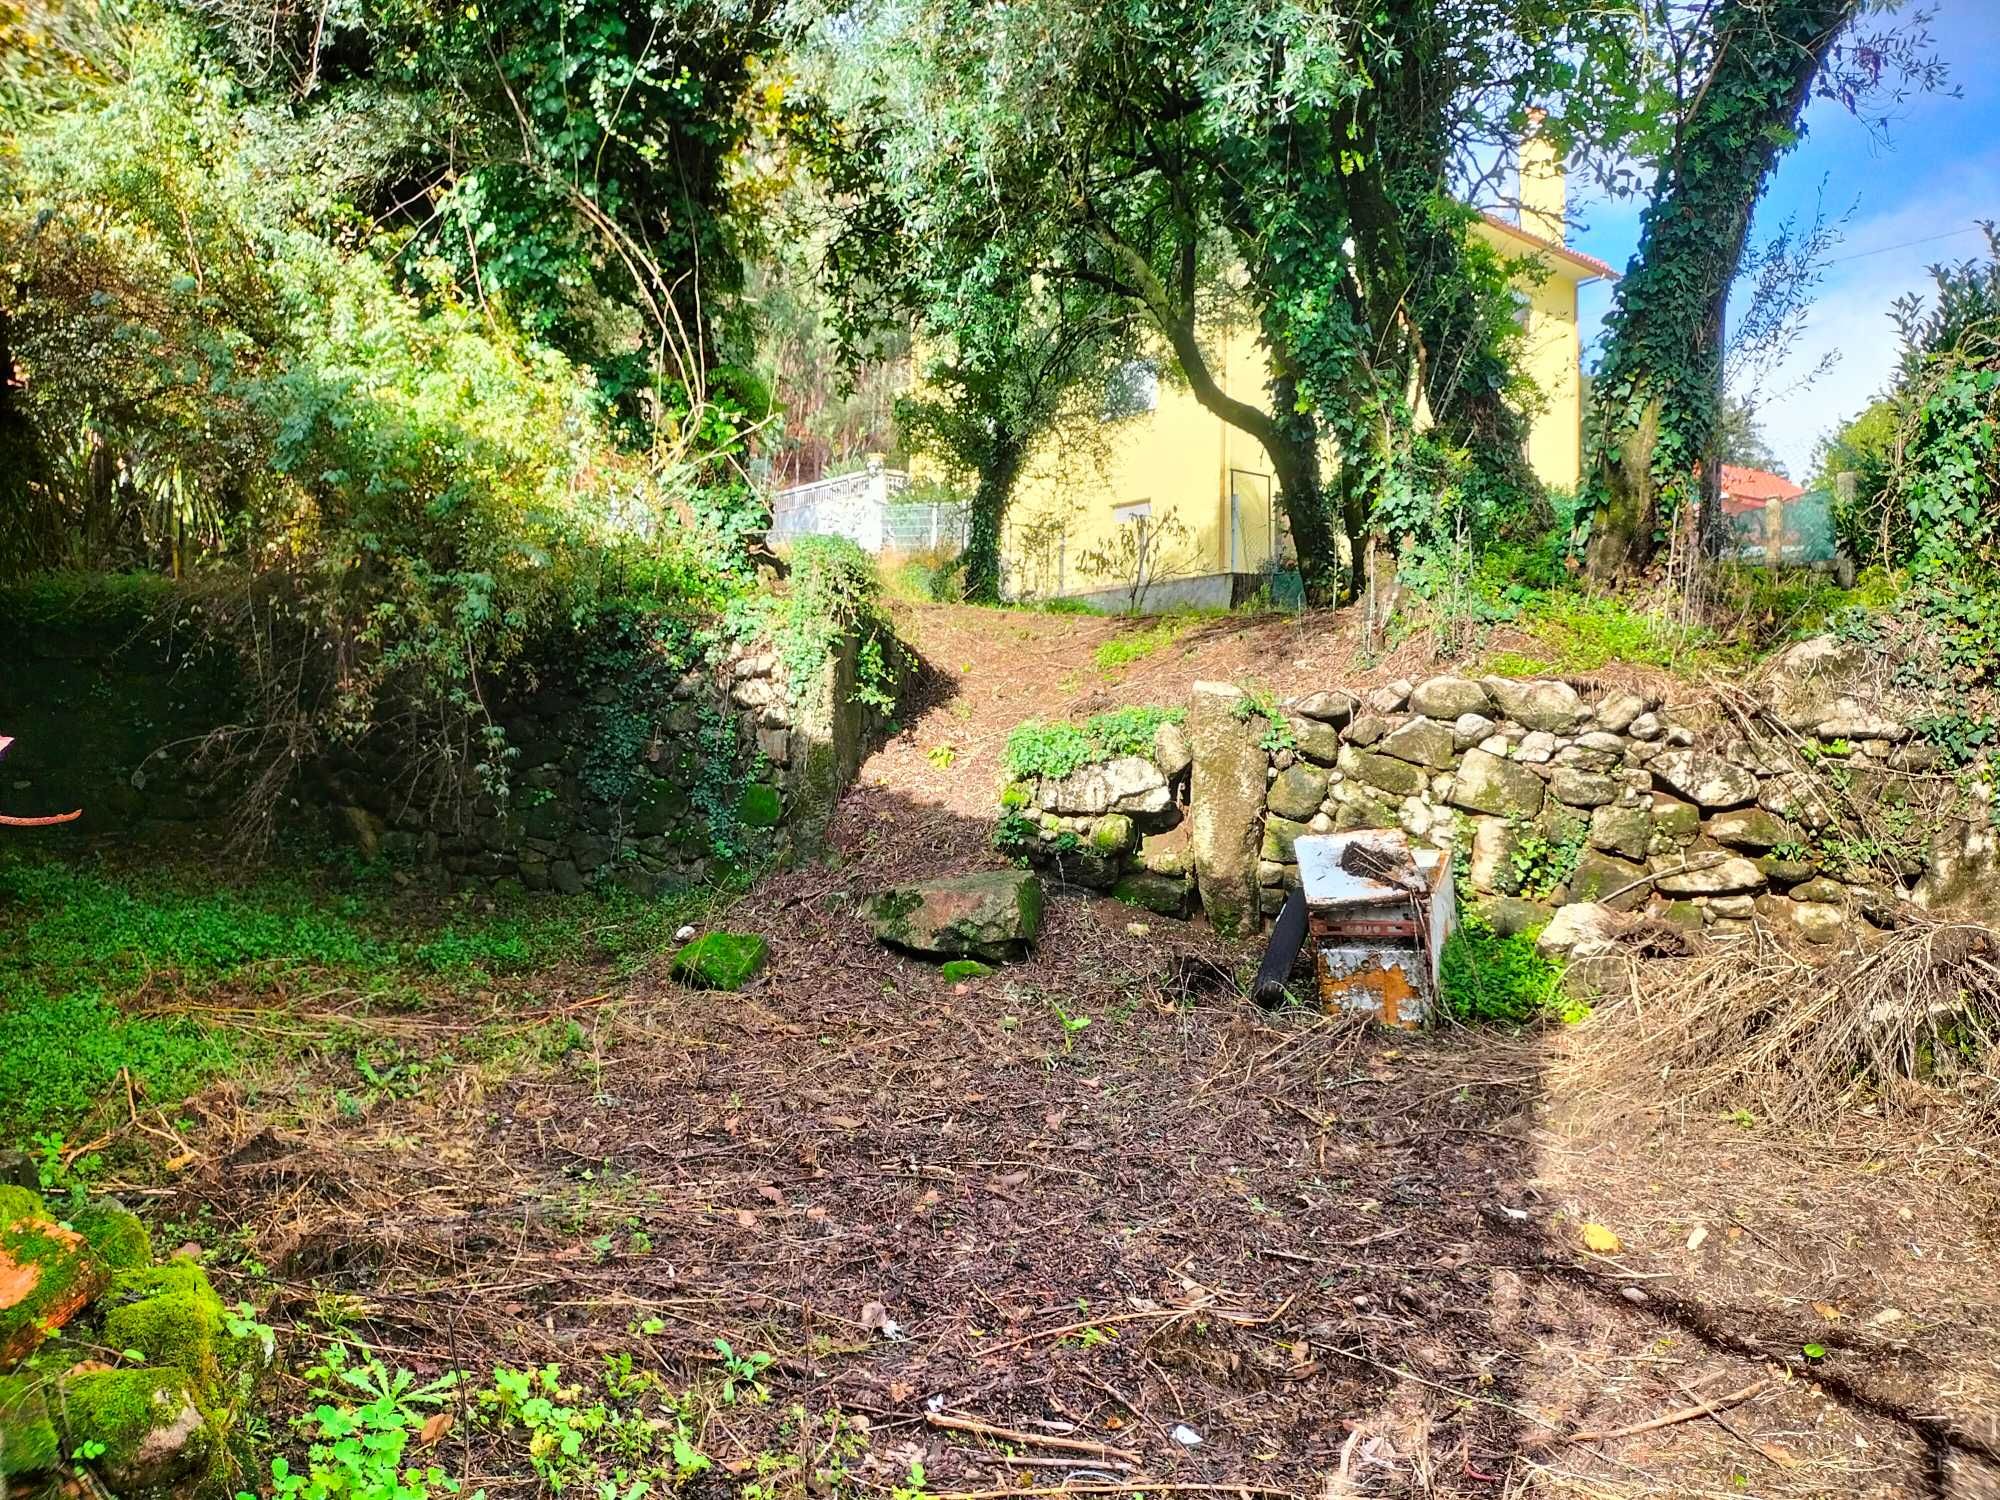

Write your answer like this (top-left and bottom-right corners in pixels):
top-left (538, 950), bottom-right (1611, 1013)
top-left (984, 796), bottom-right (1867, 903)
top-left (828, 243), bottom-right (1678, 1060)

top-left (1812, 1301), bottom-right (1841, 1322)
top-left (859, 1301), bottom-right (890, 1331)
top-left (757, 1185), bottom-right (785, 1205)
top-left (825, 1116), bottom-right (865, 1131)
top-left (164, 1152), bottom-right (198, 1173)
top-left (806, 1206), bottom-right (828, 1222)
top-left (887, 1380), bottom-right (916, 1403)
top-left (993, 1170), bottom-right (1028, 1189)
top-left (735, 1210), bottom-right (759, 1229)
top-left (419, 1412), bottom-right (454, 1446)
top-left (1581, 1223), bottom-right (1623, 1254)
top-left (1685, 1225), bottom-right (1708, 1252)
top-left (1867, 1307), bottom-right (1904, 1327)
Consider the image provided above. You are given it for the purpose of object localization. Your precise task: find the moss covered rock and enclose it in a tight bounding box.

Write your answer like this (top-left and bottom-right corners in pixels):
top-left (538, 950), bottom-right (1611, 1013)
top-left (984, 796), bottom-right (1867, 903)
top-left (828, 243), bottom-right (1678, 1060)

top-left (1112, 870), bottom-right (1194, 918)
top-left (59, 1367), bottom-right (218, 1495)
top-left (0, 1185), bottom-right (111, 1370)
top-left (68, 1202), bottom-right (152, 1273)
top-left (736, 783), bottom-right (784, 829)
top-left (670, 932), bottom-right (769, 991)
top-left (867, 871), bottom-right (1043, 960)
top-left (101, 1263), bottom-right (228, 1391)
top-left (0, 1372), bottom-right (58, 1476)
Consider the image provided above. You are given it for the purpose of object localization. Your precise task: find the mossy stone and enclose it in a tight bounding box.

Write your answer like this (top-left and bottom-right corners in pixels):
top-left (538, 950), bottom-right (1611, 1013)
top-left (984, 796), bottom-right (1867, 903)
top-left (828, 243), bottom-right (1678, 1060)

top-left (670, 932), bottom-right (769, 991)
top-left (1111, 870), bottom-right (1193, 917)
top-left (940, 960), bottom-right (993, 981)
top-left (101, 1262), bottom-right (227, 1391)
top-left (0, 1373), bottom-right (58, 1476)
top-left (68, 1201), bottom-right (152, 1272)
top-left (736, 783), bottom-right (784, 829)
top-left (58, 1367), bottom-right (219, 1495)
top-left (1089, 814), bottom-right (1134, 853)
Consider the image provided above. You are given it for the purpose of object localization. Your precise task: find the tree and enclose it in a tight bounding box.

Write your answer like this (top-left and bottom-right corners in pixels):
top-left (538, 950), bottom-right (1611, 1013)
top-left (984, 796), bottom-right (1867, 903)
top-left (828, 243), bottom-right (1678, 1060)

top-left (894, 279), bottom-right (1140, 603)
top-left (181, 0), bottom-right (781, 449)
top-left (1583, 0), bottom-right (1950, 582)
top-left (810, 0), bottom-right (1614, 606)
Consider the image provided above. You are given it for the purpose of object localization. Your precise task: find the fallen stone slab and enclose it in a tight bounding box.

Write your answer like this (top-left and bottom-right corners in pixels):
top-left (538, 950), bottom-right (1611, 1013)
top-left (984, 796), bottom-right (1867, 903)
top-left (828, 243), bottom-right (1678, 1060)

top-left (867, 870), bottom-right (1044, 960)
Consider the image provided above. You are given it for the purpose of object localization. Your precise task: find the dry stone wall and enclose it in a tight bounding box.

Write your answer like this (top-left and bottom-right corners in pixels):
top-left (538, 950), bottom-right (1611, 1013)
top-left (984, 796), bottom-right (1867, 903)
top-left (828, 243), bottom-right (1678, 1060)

top-left (0, 589), bottom-right (891, 891)
top-left (996, 634), bottom-right (1999, 943)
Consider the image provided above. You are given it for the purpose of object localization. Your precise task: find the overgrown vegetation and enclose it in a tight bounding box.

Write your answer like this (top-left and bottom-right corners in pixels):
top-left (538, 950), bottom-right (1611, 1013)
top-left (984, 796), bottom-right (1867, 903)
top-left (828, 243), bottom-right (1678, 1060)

top-left (0, 3), bottom-right (903, 849)
top-left (1821, 228), bottom-right (2000, 682)
top-left (0, 859), bottom-right (712, 1150)
top-left (1438, 914), bottom-right (1569, 1026)
top-left (1000, 707), bottom-right (1183, 782)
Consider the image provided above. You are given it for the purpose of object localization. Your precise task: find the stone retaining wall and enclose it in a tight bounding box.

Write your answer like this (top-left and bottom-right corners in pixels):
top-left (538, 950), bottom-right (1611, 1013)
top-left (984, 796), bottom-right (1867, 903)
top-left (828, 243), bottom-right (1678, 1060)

top-left (996, 634), bottom-right (1999, 941)
top-left (0, 585), bottom-right (893, 891)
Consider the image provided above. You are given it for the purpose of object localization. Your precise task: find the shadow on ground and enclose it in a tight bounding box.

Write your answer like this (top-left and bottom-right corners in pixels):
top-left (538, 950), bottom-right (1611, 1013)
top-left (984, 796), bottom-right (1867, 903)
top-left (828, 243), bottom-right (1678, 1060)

top-left (152, 784), bottom-right (2000, 1498)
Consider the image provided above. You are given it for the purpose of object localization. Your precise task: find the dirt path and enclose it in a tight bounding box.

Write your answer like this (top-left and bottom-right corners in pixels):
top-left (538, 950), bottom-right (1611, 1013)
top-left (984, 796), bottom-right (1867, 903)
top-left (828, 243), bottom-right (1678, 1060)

top-left (167, 602), bottom-right (2000, 1500)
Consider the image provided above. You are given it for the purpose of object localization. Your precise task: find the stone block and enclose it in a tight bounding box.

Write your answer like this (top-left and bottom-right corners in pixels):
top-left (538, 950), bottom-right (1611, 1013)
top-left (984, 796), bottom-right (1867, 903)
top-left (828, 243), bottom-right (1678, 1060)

top-left (1408, 675), bottom-right (1492, 719)
top-left (1377, 716), bottom-right (1455, 769)
top-left (1650, 749), bottom-right (1757, 810)
top-left (1189, 682), bottom-right (1266, 937)
top-left (866, 871), bottom-right (1043, 960)
top-left (1448, 748), bottom-right (1546, 820)
top-left (1266, 764), bottom-right (1328, 821)
top-left (1483, 677), bottom-right (1586, 733)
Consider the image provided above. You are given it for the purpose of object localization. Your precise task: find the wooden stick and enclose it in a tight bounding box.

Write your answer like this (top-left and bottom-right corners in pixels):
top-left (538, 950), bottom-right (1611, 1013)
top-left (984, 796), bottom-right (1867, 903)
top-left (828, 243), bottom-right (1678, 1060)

top-left (1533, 1378), bottom-right (1775, 1447)
top-left (924, 1412), bottom-right (1140, 1463)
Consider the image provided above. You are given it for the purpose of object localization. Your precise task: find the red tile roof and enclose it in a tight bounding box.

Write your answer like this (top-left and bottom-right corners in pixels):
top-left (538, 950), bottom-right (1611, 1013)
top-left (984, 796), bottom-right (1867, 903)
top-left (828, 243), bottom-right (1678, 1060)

top-left (1719, 465), bottom-right (1804, 515)
top-left (1476, 212), bottom-right (1621, 281)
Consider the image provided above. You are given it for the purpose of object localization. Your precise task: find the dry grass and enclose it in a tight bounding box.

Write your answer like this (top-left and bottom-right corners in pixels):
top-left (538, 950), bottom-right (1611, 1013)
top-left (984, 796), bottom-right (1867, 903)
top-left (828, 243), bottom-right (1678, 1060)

top-left (1562, 918), bottom-right (2000, 1151)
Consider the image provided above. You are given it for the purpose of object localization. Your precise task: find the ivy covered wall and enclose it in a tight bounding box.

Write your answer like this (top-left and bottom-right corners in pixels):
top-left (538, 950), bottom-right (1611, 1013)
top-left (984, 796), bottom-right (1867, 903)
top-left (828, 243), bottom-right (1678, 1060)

top-left (0, 576), bottom-right (896, 891)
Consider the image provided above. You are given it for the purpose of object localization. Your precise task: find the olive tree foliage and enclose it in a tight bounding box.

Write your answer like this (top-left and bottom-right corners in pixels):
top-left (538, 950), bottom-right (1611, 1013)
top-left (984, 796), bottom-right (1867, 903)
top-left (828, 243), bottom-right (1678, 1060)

top-left (1582, 0), bottom-right (1951, 582)
top-left (888, 267), bottom-right (1143, 604)
top-left (807, 0), bottom-right (1623, 606)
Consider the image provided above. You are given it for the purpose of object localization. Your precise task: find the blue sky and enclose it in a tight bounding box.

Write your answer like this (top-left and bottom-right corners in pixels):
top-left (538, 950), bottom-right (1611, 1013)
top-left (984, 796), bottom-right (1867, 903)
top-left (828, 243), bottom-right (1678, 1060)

top-left (1566, 0), bottom-right (2000, 479)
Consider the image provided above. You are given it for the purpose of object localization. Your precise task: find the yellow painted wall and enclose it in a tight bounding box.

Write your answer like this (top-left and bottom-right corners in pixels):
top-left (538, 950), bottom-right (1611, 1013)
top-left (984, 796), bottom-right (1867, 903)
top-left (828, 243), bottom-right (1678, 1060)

top-left (997, 223), bottom-right (1598, 602)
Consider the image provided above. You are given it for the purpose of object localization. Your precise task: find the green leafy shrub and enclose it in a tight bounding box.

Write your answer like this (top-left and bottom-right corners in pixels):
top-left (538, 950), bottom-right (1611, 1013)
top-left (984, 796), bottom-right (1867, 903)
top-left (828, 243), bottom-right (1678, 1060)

top-left (1001, 706), bottom-right (1184, 781)
top-left (248, 1346), bottom-right (471, 1500)
top-left (1437, 917), bottom-right (1566, 1026)
top-left (1506, 814), bottom-right (1586, 901)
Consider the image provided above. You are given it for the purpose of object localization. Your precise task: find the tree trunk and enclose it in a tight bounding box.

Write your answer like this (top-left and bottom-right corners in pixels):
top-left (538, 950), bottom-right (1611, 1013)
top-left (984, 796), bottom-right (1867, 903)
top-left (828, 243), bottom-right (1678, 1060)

top-left (1586, 0), bottom-right (1856, 583)
top-left (1264, 373), bottom-right (1343, 608)
top-left (961, 434), bottom-right (1025, 604)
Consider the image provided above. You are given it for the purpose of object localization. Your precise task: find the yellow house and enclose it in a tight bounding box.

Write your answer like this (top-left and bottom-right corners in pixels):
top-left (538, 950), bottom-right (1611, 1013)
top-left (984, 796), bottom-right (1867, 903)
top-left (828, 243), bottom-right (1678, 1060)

top-left (999, 138), bottom-right (1617, 609)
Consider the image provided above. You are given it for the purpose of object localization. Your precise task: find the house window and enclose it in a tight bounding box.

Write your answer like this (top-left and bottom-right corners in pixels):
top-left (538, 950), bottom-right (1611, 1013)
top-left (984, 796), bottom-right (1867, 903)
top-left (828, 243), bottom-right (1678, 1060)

top-left (1511, 289), bottom-right (1533, 332)
top-left (1105, 359), bottom-right (1159, 418)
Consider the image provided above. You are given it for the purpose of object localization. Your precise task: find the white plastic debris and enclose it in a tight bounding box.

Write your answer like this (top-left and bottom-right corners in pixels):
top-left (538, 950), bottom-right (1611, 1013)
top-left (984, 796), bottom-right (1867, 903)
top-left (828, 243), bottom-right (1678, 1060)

top-left (1171, 1425), bottom-right (1203, 1448)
